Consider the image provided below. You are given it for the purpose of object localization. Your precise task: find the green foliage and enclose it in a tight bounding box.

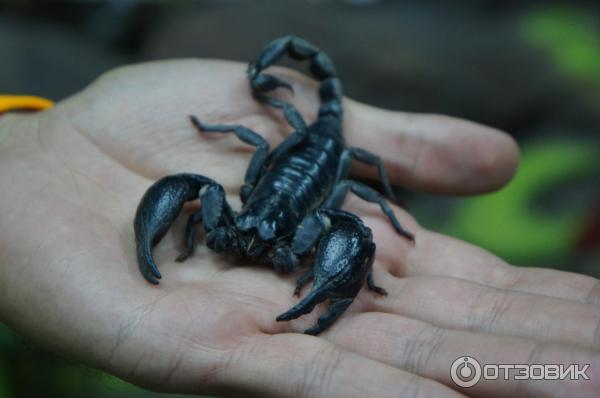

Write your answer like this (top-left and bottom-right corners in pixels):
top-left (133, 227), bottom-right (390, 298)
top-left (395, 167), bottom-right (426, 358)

top-left (521, 5), bottom-right (600, 87)
top-left (444, 140), bottom-right (598, 265)
top-left (0, 360), bottom-right (11, 398)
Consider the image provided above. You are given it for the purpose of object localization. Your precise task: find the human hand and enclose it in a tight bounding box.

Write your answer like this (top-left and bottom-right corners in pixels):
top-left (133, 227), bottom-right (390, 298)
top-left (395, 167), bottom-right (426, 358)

top-left (0, 60), bottom-right (597, 397)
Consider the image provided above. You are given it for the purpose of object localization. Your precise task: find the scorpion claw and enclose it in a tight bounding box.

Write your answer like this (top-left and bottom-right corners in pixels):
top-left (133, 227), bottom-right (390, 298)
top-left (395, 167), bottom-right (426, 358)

top-left (276, 288), bottom-right (326, 322)
top-left (278, 210), bottom-right (381, 334)
top-left (302, 298), bottom-right (354, 335)
top-left (139, 259), bottom-right (161, 285)
top-left (136, 223), bottom-right (163, 285)
top-left (303, 326), bottom-right (320, 336)
top-left (134, 173), bottom-right (214, 284)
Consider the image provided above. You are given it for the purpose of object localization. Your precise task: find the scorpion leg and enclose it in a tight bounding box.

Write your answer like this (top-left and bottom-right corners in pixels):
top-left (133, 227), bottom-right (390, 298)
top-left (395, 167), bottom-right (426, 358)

top-left (367, 271), bottom-right (388, 296)
top-left (175, 210), bottom-right (203, 262)
top-left (366, 247), bottom-right (387, 296)
top-left (359, 243), bottom-right (387, 296)
top-left (324, 180), bottom-right (415, 242)
top-left (252, 94), bottom-right (309, 165)
top-left (257, 76), bottom-right (342, 160)
top-left (267, 127), bottom-right (307, 164)
top-left (267, 78), bottom-right (341, 166)
top-left (334, 148), bottom-right (399, 204)
top-left (174, 181), bottom-right (235, 261)
top-left (198, 183), bottom-right (236, 254)
top-left (303, 298), bottom-right (354, 336)
top-left (190, 115), bottom-right (269, 202)
top-left (294, 268), bottom-right (314, 296)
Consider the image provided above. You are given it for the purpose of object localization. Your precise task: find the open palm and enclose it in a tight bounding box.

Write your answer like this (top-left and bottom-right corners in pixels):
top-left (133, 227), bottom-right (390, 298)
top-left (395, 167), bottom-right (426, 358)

top-left (1, 60), bottom-right (598, 398)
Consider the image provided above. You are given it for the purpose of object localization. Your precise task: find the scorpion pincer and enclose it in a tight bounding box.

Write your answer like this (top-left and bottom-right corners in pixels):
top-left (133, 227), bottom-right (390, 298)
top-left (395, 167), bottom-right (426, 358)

top-left (277, 209), bottom-right (387, 335)
top-left (134, 35), bottom-right (415, 334)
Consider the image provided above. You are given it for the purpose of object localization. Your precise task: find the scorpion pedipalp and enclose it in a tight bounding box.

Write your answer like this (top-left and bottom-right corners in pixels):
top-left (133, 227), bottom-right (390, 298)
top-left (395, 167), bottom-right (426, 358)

top-left (277, 209), bottom-right (385, 335)
top-left (134, 173), bottom-right (229, 284)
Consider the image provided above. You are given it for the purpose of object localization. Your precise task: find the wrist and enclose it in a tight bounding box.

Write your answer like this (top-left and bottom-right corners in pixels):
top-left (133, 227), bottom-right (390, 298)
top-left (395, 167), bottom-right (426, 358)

top-left (0, 114), bottom-right (37, 317)
top-left (0, 113), bottom-right (37, 149)
top-left (0, 113), bottom-right (48, 323)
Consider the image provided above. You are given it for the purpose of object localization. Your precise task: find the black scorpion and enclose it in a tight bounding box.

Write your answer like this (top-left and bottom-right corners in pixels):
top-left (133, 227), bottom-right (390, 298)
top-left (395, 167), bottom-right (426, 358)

top-left (134, 36), bottom-right (415, 334)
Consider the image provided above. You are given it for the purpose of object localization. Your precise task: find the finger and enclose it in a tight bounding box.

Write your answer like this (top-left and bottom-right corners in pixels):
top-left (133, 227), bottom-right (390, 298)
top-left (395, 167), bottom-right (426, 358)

top-left (362, 272), bottom-right (600, 352)
top-left (329, 312), bottom-right (600, 398)
top-left (344, 100), bottom-right (519, 195)
top-left (397, 231), bottom-right (600, 307)
top-left (214, 333), bottom-right (465, 398)
top-left (351, 198), bottom-right (600, 307)
top-left (68, 60), bottom-right (518, 196)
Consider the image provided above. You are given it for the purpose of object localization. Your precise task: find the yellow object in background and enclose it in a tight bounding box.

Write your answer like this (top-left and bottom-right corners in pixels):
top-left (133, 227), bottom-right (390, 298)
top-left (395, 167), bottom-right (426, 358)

top-left (0, 95), bottom-right (54, 113)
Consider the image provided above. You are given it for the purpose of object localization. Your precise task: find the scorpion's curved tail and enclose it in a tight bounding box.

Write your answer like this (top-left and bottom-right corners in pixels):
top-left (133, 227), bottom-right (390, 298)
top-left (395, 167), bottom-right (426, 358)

top-left (134, 173), bottom-right (213, 284)
top-left (247, 35), bottom-right (343, 121)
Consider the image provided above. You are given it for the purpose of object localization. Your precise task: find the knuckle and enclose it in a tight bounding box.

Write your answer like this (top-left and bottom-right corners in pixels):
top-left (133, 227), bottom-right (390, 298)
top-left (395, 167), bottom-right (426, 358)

top-left (403, 326), bottom-right (447, 375)
top-left (468, 287), bottom-right (511, 333)
top-left (586, 280), bottom-right (600, 306)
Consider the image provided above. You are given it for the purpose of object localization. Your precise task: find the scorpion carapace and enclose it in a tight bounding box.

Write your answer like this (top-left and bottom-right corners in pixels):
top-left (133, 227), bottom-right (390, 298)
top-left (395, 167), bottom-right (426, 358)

top-left (134, 35), bottom-right (415, 333)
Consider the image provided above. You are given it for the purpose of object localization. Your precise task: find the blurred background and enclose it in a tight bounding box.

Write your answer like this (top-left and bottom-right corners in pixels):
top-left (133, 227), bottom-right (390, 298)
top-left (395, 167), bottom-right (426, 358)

top-left (1, 0), bottom-right (598, 396)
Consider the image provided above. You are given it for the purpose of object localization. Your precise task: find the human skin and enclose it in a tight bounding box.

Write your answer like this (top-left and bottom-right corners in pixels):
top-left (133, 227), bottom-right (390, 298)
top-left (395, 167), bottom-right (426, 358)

top-left (0, 60), bottom-right (598, 397)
